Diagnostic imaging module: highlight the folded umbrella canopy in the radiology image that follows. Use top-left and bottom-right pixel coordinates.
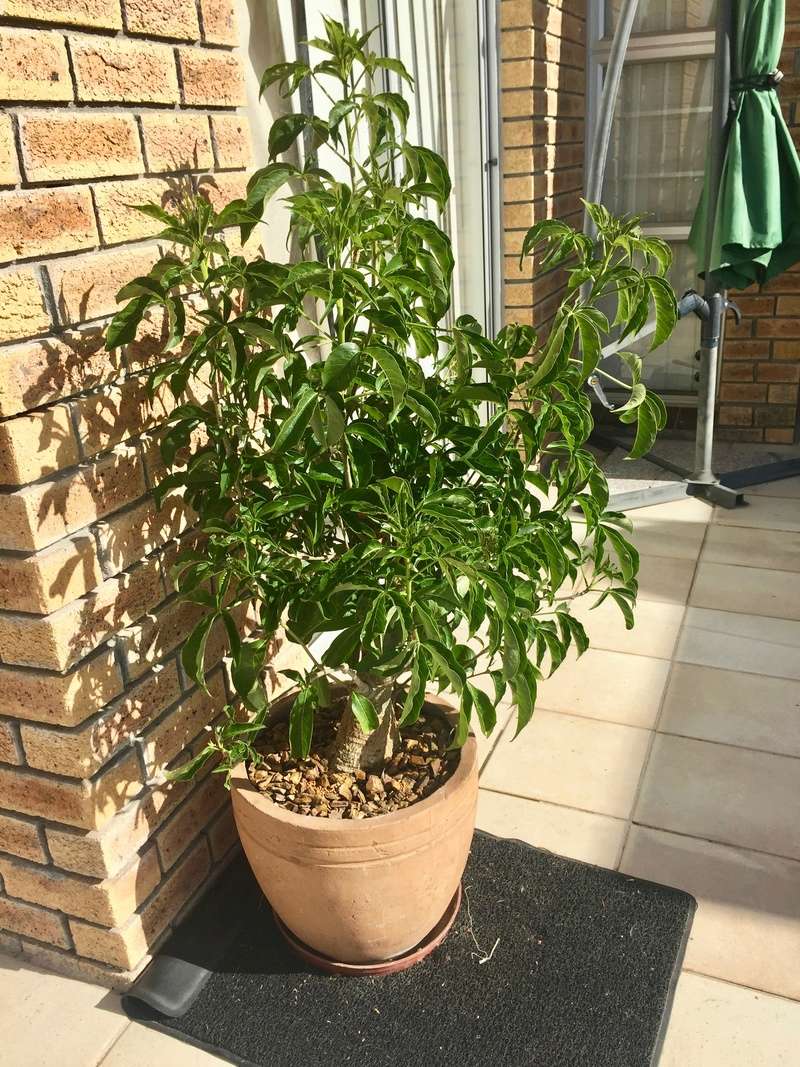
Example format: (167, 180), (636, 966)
(689, 0), (800, 288)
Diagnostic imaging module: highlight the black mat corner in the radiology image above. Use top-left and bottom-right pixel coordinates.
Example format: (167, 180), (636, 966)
(123, 831), (695, 1067)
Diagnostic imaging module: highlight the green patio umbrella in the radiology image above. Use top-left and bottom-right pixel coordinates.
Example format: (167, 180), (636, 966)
(689, 0), (800, 288)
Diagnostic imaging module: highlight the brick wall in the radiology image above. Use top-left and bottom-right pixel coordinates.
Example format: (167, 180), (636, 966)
(499, 0), (587, 329)
(717, 3), (800, 444)
(0, 0), (266, 986)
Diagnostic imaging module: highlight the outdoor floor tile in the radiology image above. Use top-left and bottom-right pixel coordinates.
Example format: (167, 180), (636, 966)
(689, 561), (800, 621)
(626, 511), (708, 561)
(701, 523), (800, 573)
(100, 1022), (226, 1065)
(476, 789), (626, 868)
(620, 827), (800, 1000)
(536, 647), (670, 729)
(473, 703), (513, 771)
(659, 663), (800, 758)
(661, 971), (800, 1066)
(634, 734), (800, 860)
(481, 709), (652, 819)
(634, 555), (696, 605)
(0, 955), (128, 1067)
(714, 495), (800, 532)
(747, 476), (800, 499)
(569, 596), (685, 659)
(675, 607), (800, 680)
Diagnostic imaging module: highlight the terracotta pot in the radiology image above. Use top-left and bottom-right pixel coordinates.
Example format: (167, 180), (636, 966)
(230, 692), (479, 964)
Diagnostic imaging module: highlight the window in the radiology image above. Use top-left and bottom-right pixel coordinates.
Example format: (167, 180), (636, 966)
(588, 2), (717, 399)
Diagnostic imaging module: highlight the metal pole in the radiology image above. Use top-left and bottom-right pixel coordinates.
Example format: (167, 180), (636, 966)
(478, 0), (503, 338)
(583, 0), (640, 223)
(691, 0), (733, 484)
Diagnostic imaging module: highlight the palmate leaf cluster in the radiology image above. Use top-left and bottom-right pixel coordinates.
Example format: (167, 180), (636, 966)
(106, 17), (677, 778)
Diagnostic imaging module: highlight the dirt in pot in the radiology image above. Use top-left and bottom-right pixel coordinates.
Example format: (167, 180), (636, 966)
(248, 700), (459, 819)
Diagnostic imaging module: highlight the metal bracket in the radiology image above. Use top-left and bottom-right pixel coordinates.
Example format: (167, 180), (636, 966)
(685, 480), (745, 509)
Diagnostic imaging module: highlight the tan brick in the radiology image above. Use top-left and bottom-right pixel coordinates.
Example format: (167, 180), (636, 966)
(768, 383), (799, 404)
(718, 383), (767, 403)
(754, 405), (796, 428)
(0, 555), (165, 671)
(0, 28), (72, 103)
(0, 894), (69, 947)
(93, 177), (173, 245)
(21, 661), (181, 777)
(117, 596), (204, 680)
(722, 339), (769, 359)
(71, 36), (179, 105)
(74, 377), (171, 457)
(0, 445), (147, 552)
(46, 775), (192, 877)
(764, 428), (796, 444)
(199, 0), (238, 45)
(141, 671), (225, 777)
(735, 294), (775, 316)
(0, 846), (160, 925)
(70, 838), (209, 967)
(776, 295), (800, 316)
(0, 405), (79, 486)
(210, 114), (252, 169)
(94, 492), (193, 577)
(721, 362), (754, 382)
(0, 533), (102, 615)
(0, 812), (47, 863)
(156, 773), (226, 868)
(0, 266), (51, 343)
(14, 939), (147, 989)
(47, 243), (160, 327)
(0, 749), (141, 828)
(207, 804), (236, 860)
(124, 0), (200, 40)
(773, 340), (800, 360)
(756, 318), (800, 338)
(757, 362), (800, 383)
(718, 405), (753, 427)
(0, 114), (18, 186)
(177, 47), (246, 107)
(0, 646), (122, 726)
(19, 112), (142, 184)
(0, 326), (121, 417)
(198, 169), (248, 212)
(0, 0), (122, 30)
(140, 112), (213, 173)
(0, 719), (21, 764)
(0, 186), (97, 264)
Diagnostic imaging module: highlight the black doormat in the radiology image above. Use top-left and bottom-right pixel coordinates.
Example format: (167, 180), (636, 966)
(123, 831), (695, 1067)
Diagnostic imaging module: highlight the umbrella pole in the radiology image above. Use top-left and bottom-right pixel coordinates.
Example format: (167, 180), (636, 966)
(688, 0), (743, 507)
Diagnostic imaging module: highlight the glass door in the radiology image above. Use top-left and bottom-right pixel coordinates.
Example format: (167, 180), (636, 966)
(588, 1), (718, 402)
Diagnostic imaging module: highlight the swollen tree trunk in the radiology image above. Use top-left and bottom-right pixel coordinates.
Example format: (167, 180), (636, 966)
(329, 673), (399, 774)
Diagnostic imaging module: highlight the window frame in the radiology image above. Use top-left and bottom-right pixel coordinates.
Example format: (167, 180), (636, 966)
(586, 4), (717, 404)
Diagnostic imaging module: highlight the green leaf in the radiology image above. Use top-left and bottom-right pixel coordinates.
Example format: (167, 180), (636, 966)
(511, 670), (536, 738)
(165, 746), (216, 782)
(181, 613), (216, 688)
(322, 342), (360, 390)
(268, 114), (308, 160)
(351, 691), (379, 733)
(367, 345), (407, 411)
(271, 384), (318, 455)
(106, 295), (153, 350)
(399, 652), (428, 726)
(288, 688), (316, 759)
(646, 275), (678, 349)
(467, 683), (497, 738)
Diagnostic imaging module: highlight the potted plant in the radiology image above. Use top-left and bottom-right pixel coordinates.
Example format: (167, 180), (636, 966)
(106, 18), (675, 970)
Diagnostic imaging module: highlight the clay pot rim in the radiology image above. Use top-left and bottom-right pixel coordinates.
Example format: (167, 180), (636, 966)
(230, 694), (478, 833)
